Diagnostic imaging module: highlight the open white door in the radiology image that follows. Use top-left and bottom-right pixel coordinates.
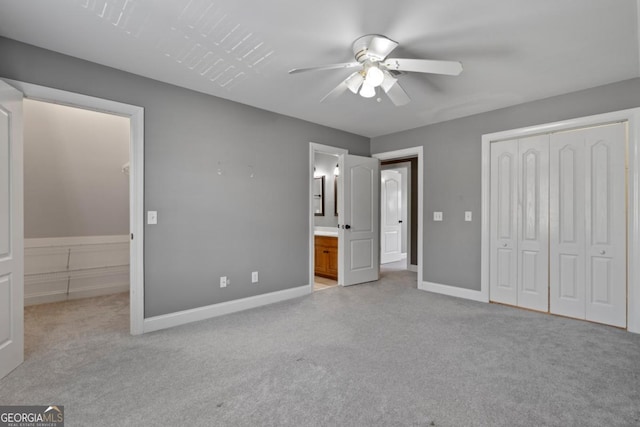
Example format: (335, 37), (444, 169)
(0, 81), (24, 379)
(381, 169), (403, 264)
(340, 154), (380, 286)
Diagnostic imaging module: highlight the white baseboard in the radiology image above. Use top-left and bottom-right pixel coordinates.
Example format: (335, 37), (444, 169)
(143, 285), (312, 333)
(407, 264), (418, 273)
(420, 281), (489, 303)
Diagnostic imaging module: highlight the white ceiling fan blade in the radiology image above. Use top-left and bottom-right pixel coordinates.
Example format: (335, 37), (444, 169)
(289, 62), (360, 74)
(320, 79), (351, 103)
(345, 72), (364, 94)
(383, 58), (463, 76)
(367, 35), (398, 60)
(381, 72), (410, 106)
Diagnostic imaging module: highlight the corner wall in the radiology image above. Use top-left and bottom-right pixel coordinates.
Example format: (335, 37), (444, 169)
(0, 37), (369, 317)
(371, 78), (640, 291)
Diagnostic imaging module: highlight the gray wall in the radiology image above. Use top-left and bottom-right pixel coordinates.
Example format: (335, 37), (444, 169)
(23, 99), (130, 238)
(0, 37), (369, 317)
(313, 152), (338, 227)
(372, 78), (640, 291)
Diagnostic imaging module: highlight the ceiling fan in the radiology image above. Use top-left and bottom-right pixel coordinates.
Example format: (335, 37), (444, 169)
(289, 34), (463, 106)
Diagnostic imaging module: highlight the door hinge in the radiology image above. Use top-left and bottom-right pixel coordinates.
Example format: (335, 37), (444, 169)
(131, 233), (134, 240)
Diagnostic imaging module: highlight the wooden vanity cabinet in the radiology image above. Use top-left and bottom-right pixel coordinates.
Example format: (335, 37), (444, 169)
(314, 235), (338, 280)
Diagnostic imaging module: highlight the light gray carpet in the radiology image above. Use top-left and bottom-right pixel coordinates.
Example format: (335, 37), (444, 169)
(2, 269), (640, 426)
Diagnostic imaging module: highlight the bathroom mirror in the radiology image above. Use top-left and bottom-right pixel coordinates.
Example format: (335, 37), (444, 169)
(313, 176), (325, 216)
(334, 177), (338, 216)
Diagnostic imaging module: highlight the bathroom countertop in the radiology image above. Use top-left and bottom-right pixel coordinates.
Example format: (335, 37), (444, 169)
(314, 227), (339, 237)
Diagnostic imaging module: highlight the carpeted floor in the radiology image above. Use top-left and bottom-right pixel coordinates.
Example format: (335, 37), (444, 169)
(2, 269), (640, 426)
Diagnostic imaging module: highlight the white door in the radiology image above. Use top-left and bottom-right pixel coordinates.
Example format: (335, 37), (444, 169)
(340, 154), (380, 286)
(0, 81), (24, 379)
(550, 123), (627, 327)
(490, 140), (518, 305)
(550, 130), (587, 319)
(517, 135), (549, 312)
(380, 169), (403, 264)
(585, 124), (626, 327)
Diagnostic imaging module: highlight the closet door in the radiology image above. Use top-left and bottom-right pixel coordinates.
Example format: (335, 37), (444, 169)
(490, 140), (518, 305)
(550, 123), (626, 327)
(550, 130), (587, 319)
(517, 135), (549, 312)
(584, 123), (626, 327)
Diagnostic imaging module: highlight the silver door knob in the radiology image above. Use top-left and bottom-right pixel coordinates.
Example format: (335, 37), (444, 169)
(600, 250), (606, 255)
(502, 243), (507, 247)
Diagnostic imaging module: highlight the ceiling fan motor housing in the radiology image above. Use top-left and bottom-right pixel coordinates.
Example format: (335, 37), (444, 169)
(352, 34), (392, 62)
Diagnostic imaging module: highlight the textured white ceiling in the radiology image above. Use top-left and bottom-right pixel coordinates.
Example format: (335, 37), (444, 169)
(0, 0), (638, 137)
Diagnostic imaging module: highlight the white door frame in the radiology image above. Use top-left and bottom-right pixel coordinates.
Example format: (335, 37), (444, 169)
(481, 107), (640, 333)
(309, 142), (347, 287)
(373, 147), (424, 285)
(3, 78), (145, 335)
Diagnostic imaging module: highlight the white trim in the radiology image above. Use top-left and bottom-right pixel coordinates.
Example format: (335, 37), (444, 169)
(309, 143), (348, 287)
(421, 281), (489, 303)
(373, 146), (424, 284)
(143, 285), (311, 333)
(1, 78), (146, 335)
(481, 107), (640, 333)
(407, 264), (418, 273)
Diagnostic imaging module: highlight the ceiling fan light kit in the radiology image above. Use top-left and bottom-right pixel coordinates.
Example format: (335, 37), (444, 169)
(289, 34), (463, 106)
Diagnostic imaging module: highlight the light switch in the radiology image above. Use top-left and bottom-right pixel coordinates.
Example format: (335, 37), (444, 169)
(147, 211), (157, 225)
(433, 211), (443, 221)
(465, 211), (472, 222)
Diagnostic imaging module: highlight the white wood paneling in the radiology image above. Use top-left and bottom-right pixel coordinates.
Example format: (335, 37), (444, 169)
(517, 135), (549, 312)
(24, 235), (129, 305)
(550, 123), (627, 327)
(0, 81), (24, 380)
(342, 154), (380, 286)
(490, 136), (549, 311)
(584, 124), (627, 327)
(490, 140), (518, 305)
(381, 169), (403, 264)
(550, 136), (586, 319)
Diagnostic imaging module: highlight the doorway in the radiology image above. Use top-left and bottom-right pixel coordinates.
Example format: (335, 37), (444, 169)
(373, 147), (424, 286)
(22, 99), (131, 329)
(310, 143), (346, 291)
(5, 78), (145, 335)
(309, 142), (381, 290)
(313, 151), (340, 291)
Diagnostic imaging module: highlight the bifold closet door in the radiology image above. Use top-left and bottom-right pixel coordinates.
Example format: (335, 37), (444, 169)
(490, 140), (518, 306)
(490, 136), (549, 311)
(516, 136), (549, 312)
(550, 123), (626, 327)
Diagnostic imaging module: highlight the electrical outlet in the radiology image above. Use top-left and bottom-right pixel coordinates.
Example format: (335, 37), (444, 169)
(251, 271), (259, 283)
(220, 276), (227, 288)
(465, 211), (472, 222)
(433, 211), (443, 221)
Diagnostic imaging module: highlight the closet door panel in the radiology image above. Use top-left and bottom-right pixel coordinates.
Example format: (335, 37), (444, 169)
(550, 133), (586, 319)
(517, 135), (549, 312)
(584, 123), (626, 327)
(490, 140), (518, 305)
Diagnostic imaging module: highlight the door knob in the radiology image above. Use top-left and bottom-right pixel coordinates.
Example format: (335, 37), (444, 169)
(344, 224), (351, 230)
(398, 220), (403, 223)
(502, 243), (507, 247)
(600, 250), (606, 255)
